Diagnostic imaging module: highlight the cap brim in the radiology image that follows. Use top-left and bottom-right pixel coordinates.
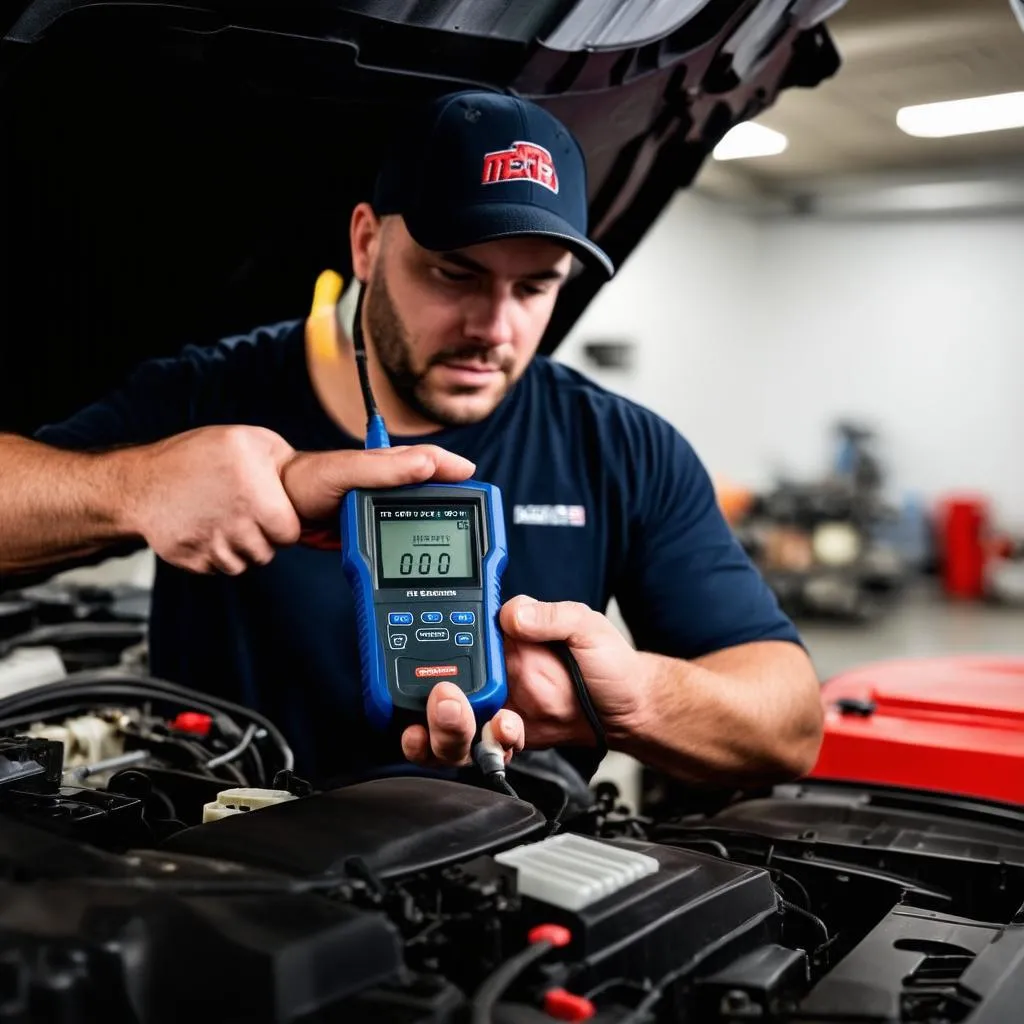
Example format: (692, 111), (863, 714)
(404, 202), (615, 279)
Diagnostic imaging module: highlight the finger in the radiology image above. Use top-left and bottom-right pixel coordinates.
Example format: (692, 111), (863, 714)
(282, 447), (476, 522)
(425, 682), (474, 766)
(401, 724), (432, 765)
(500, 595), (599, 645)
(491, 709), (525, 763)
(338, 446), (476, 488)
(261, 498), (302, 547)
(210, 535), (247, 576)
(231, 524), (276, 567)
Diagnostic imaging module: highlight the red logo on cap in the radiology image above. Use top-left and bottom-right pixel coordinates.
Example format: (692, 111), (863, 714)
(481, 141), (559, 194)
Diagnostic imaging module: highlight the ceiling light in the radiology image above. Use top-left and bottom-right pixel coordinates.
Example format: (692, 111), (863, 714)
(897, 92), (1024, 138)
(712, 122), (788, 160)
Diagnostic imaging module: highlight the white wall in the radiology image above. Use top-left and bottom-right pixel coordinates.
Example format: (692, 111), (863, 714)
(559, 192), (1024, 527)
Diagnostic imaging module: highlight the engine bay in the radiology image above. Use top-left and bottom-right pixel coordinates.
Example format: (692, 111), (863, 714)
(2, 582), (1024, 1024)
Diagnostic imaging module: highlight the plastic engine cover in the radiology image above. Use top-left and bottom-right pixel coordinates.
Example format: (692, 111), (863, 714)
(499, 837), (780, 993)
(161, 776), (547, 879)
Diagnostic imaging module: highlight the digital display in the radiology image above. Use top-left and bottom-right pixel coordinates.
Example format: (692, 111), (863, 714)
(375, 504), (479, 586)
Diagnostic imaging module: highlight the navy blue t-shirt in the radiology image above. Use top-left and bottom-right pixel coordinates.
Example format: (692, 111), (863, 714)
(36, 318), (800, 783)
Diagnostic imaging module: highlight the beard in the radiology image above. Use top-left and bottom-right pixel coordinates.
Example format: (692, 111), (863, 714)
(363, 265), (517, 428)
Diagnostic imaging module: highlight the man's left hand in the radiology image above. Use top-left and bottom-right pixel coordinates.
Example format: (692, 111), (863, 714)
(400, 595), (642, 769)
(499, 595), (643, 749)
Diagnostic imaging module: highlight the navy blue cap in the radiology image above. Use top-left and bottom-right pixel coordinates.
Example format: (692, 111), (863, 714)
(372, 91), (614, 278)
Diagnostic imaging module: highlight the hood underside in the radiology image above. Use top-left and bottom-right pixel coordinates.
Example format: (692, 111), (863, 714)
(0, 0), (842, 435)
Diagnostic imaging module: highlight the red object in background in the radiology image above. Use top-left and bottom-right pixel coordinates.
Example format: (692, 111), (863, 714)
(170, 711), (213, 737)
(809, 656), (1024, 806)
(938, 494), (990, 599)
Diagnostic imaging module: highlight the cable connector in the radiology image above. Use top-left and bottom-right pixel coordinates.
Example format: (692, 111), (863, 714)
(473, 721), (519, 799)
(473, 720), (505, 776)
(365, 413), (391, 451)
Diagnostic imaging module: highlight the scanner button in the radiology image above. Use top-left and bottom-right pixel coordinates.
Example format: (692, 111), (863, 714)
(389, 612), (413, 626)
(414, 663), (460, 679)
(396, 656), (472, 697)
(389, 634), (408, 650)
(420, 612), (443, 624)
(416, 628), (450, 642)
(451, 612), (476, 626)
(454, 632), (474, 647)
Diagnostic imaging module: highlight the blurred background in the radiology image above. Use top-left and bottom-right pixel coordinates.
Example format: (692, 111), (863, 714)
(558, 0), (1024, 695)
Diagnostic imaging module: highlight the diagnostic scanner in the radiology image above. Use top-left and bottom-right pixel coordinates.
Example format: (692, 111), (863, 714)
(337, 279), (509, 729)
(342, 483), (508, 729)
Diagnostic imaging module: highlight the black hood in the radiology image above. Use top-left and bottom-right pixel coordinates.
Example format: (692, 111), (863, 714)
(0, 0), (842, 435)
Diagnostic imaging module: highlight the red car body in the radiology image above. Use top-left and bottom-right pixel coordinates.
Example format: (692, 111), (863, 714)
(810, 655), (1024, 806)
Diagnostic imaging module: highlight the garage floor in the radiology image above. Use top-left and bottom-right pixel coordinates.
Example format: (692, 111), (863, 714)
(797, 581), (1024, 681)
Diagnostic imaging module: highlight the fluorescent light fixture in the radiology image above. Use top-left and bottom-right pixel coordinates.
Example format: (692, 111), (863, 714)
(713, 122), (788, 160)
(897, 92), (1024, 138)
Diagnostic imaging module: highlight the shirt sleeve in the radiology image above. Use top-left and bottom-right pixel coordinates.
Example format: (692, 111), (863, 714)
(612, 408), (803, 659)
(33, 320), (301, 451)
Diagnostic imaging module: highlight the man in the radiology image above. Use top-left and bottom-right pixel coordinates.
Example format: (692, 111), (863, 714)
(0, 91), (822, 787)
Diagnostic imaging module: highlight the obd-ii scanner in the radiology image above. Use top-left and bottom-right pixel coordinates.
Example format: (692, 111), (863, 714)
(338, 284), (509, 736)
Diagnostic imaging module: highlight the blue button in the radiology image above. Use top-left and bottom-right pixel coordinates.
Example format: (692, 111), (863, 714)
(389, 612), (413, 626)
(455, 632), (474, 647)
(421, 612), (443, 624)
(451, 612), (476, 626)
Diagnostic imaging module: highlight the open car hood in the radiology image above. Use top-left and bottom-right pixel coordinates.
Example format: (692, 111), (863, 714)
(0, 0), (843, 435)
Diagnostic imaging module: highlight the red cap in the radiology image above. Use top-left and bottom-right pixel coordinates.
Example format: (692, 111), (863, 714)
(528, 924), (572, 948)
(543, 988), (596, 1022)
(171, 711), (212, 737)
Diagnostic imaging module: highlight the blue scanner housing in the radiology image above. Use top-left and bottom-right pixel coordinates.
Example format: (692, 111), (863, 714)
(341, 481), (508, 730)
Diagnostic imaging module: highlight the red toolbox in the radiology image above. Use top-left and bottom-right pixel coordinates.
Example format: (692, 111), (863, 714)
(809, 656), (1024, 806)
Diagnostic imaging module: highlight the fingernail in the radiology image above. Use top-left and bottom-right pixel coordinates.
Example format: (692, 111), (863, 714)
(517, 604), (537, 626)
(436, 698), (462, 727)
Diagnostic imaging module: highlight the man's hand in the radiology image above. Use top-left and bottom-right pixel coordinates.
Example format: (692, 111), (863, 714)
(400, 682), (525, 769)
(400, 596), (635, 771)
(123, 425), (475, 575)
(499, 595), (642, 748)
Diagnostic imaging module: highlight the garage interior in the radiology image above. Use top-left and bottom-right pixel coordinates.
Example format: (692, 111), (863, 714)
(1, 2), (1024, 1020)
(558, 0), (1024, 677)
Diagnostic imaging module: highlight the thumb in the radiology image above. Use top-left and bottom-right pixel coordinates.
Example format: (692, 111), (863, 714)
(282, 445), (476, 521)
(500, 595), (596, 644)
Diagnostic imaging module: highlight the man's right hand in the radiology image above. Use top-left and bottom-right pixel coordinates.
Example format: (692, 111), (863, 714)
(124, 425), (475, 575)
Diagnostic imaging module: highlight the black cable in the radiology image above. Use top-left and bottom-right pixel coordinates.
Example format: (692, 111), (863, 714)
(616, 964), (690, 1024)
(341, 283), (380, 424)
(0, 670), (294, 777)
(492, 774), (518, 799)
(779, 897), (830, 949)
(549, 641), (606, 759)
(471, 940), (556, 1024)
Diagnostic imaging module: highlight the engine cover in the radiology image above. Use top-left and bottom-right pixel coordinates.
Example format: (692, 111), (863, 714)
(161, 777), (548, 879)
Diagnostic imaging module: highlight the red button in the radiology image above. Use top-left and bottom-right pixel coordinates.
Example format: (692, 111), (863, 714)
(528, 924), (572, 948)
(170, 711), (212, 737)
(415, 664), (460, 679)
(543, 989), (595, 1022)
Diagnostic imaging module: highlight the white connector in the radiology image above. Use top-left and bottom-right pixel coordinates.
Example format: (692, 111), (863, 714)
(473, 720), (506, 776)
(202, 787), (297, 823)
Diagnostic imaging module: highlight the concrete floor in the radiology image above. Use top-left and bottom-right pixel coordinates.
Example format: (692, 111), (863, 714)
(797, 581), (1024, 681)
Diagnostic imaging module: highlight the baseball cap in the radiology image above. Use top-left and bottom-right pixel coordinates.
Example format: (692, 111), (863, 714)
(372, 90), (614, 278)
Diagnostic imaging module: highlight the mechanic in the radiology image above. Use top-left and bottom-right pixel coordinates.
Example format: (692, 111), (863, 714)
(0, 91), (823, 789)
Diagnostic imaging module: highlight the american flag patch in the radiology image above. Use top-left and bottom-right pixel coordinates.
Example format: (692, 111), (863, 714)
(513, 504), (586, 527)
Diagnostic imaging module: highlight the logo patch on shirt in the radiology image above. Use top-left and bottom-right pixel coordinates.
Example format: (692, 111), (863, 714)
(481, 141), (559, 194)
(513, 504), (586, 528)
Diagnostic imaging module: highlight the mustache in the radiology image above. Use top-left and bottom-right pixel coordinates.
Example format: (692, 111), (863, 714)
(429, 346), (513, 371)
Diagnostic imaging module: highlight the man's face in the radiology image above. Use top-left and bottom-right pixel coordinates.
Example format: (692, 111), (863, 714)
(363, 216), (573, 427)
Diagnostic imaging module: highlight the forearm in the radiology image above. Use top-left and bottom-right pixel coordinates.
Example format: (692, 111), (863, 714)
(0, 433), (140, 574)
(614, 641), (823, 787)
